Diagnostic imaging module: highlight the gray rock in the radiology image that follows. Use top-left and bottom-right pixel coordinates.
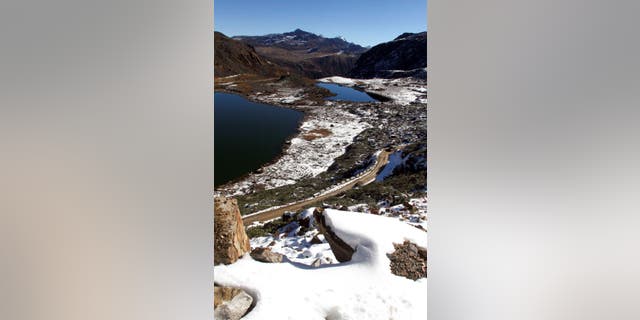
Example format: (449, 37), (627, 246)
(214, 286), (243, 309)
(213, 290), (253, 320)
(298, 216), (311, 228)
(250, 247), (284, 263)
(309, 235), (323, 245)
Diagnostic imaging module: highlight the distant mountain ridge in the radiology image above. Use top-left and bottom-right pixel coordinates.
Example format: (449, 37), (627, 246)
(234, 29), (367, 54)
(350, 32), (427, 79)
(215, 29), (427, 80)
(232, 29), (366, 78)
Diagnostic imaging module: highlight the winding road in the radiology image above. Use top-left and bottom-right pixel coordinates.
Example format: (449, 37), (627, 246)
(242, 150), (392, 225)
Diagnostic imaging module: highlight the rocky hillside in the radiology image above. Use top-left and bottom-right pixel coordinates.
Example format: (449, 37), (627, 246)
(349, 32), (427, 79)
(233, 29), (366, 78)
(214, 31), (287, 77)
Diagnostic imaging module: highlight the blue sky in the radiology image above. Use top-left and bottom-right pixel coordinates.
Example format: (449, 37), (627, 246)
(214, 0), (427, 47)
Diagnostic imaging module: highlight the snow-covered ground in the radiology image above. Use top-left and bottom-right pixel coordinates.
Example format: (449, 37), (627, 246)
(319, 76), (358, 86)
(318, 76), (428, 105)
(249, 208), (338, 266)
(216, 106), (370, 196)
(218, 74), (241, 79)
(375, 150), (410, 182)
(348, 196), (428, 230)
(247, 196), (428, 269)
(215, 209), (427, 320)
(253, 87), (304, 105)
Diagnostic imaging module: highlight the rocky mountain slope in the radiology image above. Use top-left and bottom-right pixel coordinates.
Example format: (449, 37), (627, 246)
(233, 29), (366, 78)
(214, 31), (287, 77)
(349, 32), (427, 79)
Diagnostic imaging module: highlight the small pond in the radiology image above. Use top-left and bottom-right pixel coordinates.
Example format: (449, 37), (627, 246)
(316, 82), (379, 102)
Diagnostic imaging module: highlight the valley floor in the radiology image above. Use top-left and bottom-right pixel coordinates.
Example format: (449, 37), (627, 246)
(214, 75), (427, 201)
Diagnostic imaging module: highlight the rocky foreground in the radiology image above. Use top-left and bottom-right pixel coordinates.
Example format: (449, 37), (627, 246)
(214, 196), (428, 320)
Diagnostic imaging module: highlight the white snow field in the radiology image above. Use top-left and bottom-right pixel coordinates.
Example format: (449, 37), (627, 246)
(214, 209), (427, 320)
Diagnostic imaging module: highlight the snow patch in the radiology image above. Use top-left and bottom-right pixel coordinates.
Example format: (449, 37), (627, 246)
(318, 76), (356, 86)
(319, 76), (427, 106)
(375, 151), (409, 182)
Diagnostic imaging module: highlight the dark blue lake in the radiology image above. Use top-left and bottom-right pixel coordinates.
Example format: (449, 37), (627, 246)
(316, 82), (379, 102)
(214, 92), (304, 187)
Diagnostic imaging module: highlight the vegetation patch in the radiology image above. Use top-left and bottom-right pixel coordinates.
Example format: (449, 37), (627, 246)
(302, 128), (332, 141)
(234, 133), (426, 215)
(245, 217), (289, 238)
(320, 171), (426, 209)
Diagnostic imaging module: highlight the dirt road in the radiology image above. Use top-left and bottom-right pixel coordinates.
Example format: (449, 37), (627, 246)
(242, 150), (391, 225)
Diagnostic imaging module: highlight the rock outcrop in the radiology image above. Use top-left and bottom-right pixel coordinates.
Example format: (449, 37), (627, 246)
(349, 32), (427, 79)
(313, 208), (355, 262)
(250, 247), (284, 263)
(213, 286), (253, 320)
(214, 286), (244, 309)
(214, 197), (251, 265)
(386, 240), (428, 280)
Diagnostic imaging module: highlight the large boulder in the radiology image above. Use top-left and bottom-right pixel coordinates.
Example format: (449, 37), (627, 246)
(213, 286), (253, 320)
(214, 197), (251, 265)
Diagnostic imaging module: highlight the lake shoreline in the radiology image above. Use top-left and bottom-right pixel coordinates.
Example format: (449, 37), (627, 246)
(213, 87), (317, 190)
(214, 79), (374, 192)
(214, 91), (308, 189)
(214, 87), (372, 196)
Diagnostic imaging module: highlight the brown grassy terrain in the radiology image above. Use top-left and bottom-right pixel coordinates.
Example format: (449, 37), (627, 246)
(255, 46), (360, 78)
(214, 31), (337, 101)
(215, 73), (333, 105)
(302, 128), (332, 141)
(214, 32), (287, 78)
(214, 74), (280, 95)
